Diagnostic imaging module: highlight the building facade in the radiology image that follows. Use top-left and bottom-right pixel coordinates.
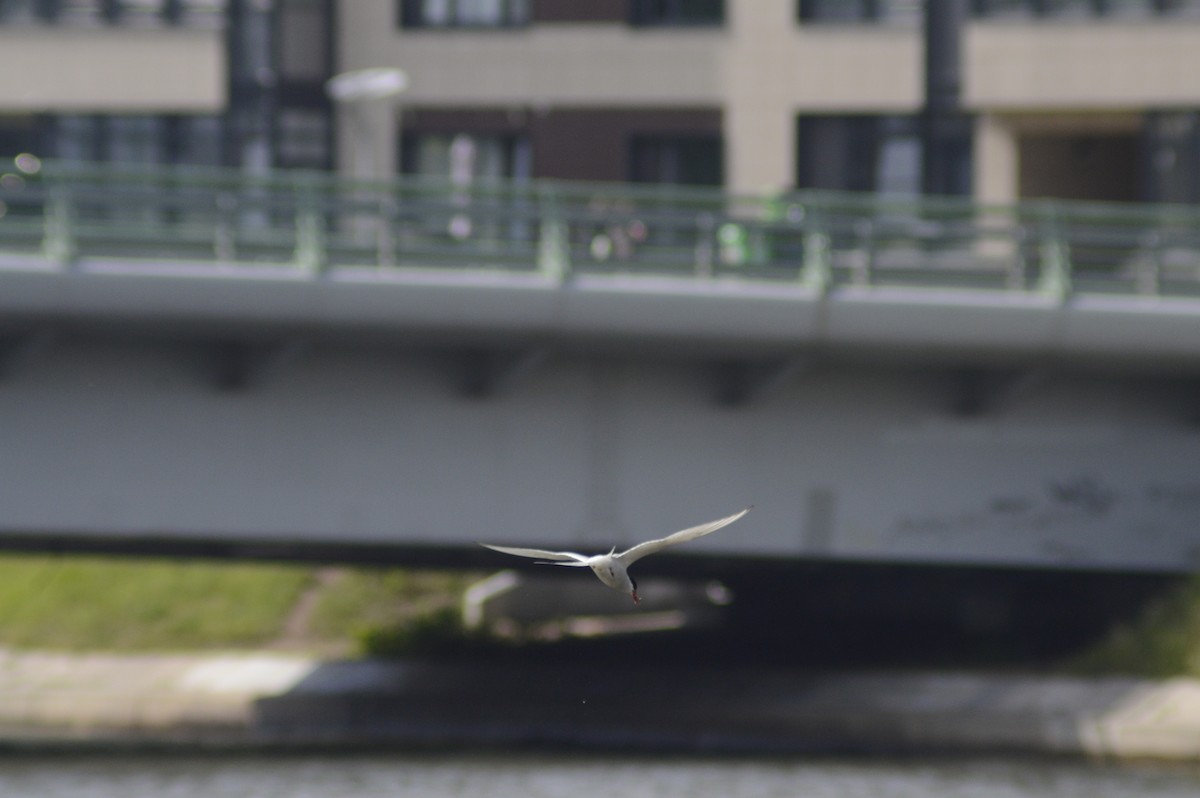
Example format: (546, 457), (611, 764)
(0, 0), (333, 172)
(3, 0), (1200, 208)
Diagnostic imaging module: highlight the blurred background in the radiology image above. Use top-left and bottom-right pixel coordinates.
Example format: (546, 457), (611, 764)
(3, 1), (1200, 796)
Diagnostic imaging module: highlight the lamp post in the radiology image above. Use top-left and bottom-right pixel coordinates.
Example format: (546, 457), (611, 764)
(325, 67), (409, 180)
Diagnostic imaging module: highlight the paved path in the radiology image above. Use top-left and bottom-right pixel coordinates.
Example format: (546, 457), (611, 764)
(2, 649), (1200, 759)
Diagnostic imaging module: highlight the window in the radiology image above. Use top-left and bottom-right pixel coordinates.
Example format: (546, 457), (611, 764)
(797, 115), (922, 195)
(105, 116), (164, 164)
(402, 132), (531, 182)
(801, 0), (873, 20)
(55, 0), (105, 24)
(45, 115), (166, 164)
(0, 0), (41, 22)
(170, 115), (225, 166)
(924, 115), (974, 197)
(630, 135), (723, 186)
(48, 114), (219, 166)
(233, 0), (273, 86)
(1159, 0), (1200, 14)
(116, 0), (168, 25)
(630, 0), (723, 25)
(971, 0), (1030, 14)
(0, 0), (229, 25)
(277, 108), (329, 170)
(1034, 0), (1093, 15)
(972, 0), (1196, 17)
(1098, 0), (1156, 15)
(51, 116), (102, 163)
(799, 0), (922, 23)
(1143, 112), (1200, 204)
(798, 117), (880, 193)
(399, 0), (529, 28)
(0, 115), (39, 157)
(227, 105), (272, 173)
(279, 0), (329, 81)
(172, 0), (228, 26)
(875, 119), (922, 196)
(798, 114), (973, 196)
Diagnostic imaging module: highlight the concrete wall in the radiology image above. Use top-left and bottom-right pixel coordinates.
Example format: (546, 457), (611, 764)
(965, 21), (1200, 110)
(973, 114), (1019, 206)
(0, 28), (225, 112)
(2, 338), (1199, 573)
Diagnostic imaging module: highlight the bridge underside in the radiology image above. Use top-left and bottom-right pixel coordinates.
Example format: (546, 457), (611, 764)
(1, 333), (1198, 573)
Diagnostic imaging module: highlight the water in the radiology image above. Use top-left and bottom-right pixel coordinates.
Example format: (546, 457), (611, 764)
(2, 754), (1199, 798)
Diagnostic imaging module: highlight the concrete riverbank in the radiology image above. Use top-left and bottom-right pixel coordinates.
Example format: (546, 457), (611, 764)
(2, 648), (1200, 760)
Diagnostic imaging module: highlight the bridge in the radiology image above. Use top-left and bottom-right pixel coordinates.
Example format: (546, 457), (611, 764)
(2, 159), (1199, 585)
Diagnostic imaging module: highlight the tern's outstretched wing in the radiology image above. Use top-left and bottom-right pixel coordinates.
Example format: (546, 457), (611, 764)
(479, 543), (592, 566)
(615, 506), (752, 567)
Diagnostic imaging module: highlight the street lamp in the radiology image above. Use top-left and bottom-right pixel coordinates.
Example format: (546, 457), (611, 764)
(325, 67), (409, 180)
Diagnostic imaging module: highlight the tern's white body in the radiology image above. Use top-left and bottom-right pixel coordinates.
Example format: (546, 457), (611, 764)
(480, 507), (752, 604)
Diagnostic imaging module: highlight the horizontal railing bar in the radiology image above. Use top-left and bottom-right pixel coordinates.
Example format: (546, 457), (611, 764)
(2, 159), (1200, 300)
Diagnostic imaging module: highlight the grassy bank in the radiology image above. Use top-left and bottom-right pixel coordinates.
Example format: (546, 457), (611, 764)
(2, 553), (1199, 677)
(1069, 574), (1200, 678)
(0, 553), (478, 654)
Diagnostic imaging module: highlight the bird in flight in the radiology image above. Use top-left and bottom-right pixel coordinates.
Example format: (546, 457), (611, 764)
(479, 506), (752, 605)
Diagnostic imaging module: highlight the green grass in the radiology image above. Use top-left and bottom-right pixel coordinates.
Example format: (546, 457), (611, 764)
(6, 551), (1200, 676)
(1067, 575), (1200, 678)
(308, 568), (482, 651)
(0, 554), (483, 655)
(0, 554), (313, 651)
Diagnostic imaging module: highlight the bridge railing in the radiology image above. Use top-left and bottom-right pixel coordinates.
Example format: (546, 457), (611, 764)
(2, 158), (1200, 298)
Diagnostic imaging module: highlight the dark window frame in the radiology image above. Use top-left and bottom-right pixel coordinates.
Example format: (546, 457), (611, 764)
(796, 114), (920, 194)
(398, 0), (530, 29)
(0, 0), (228, 27)
(798, 0), (923, 24)
(629, 0), (725, 27)
(629, 133), (724, 187)
(797, 112), (972, 196)
(970, 0), (1200, 17)
(1141, 110), (1200, 204)
(399, 130), (532, 182)
(0, 114), (45, 159)
(797, 115), (873, 192)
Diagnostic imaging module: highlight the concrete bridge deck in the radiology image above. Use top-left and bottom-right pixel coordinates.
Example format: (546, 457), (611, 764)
(2, 162), (1200, 574)
(2, 161), (1200, 368)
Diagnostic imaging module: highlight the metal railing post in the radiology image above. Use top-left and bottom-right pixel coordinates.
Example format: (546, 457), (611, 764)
(537, 187), (569, 280)
(376, 194), (397, 268)
(214, 191), (237, 262)
(42, 184), (75, 265)
(852, 218), (875, 287)
(293, 176), (326, 274)
(1036, 209), (1071, 301)
(694, 211), (715, 276)
(295, 207), (326, 274)
(801, 227), (832, 292)
(1136, 229), (1162, 296)
(1006, 224), (1028, 290)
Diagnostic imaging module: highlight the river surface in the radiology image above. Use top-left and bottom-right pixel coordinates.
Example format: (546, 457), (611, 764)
(2, 753), (1199, 798)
